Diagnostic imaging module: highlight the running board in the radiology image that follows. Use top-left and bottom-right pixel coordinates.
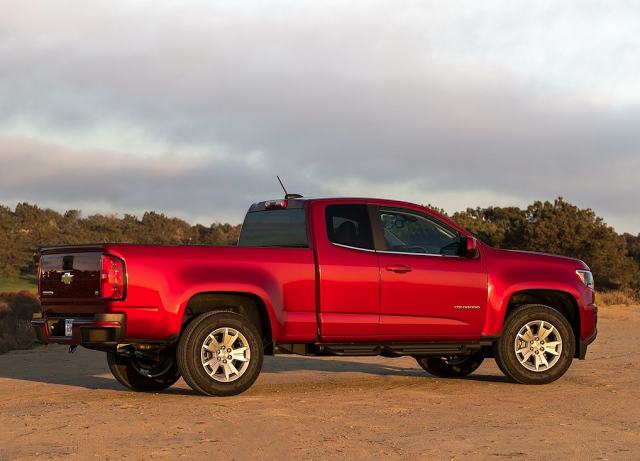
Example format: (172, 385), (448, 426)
(276, 342), (482, 357)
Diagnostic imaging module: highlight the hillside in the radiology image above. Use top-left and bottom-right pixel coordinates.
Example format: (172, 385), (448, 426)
(1, 198), (639, 290)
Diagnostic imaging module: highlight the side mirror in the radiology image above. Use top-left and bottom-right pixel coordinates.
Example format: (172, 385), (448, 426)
(464, 237), (479, 258)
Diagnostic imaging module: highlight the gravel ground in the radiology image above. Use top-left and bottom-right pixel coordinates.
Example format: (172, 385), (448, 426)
(0, 305), (637, 461)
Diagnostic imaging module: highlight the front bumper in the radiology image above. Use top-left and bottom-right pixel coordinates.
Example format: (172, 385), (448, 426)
(577, 328), (598, 360)
(576, 291), (598, 359)
(31, 313), (126, 352)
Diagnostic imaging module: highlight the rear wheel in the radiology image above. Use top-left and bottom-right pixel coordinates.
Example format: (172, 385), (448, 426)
(107, 348), (181, 392)
(415, 351), (485, 378)
(177, 311), (264, 397)
(494, 304), (575, 384)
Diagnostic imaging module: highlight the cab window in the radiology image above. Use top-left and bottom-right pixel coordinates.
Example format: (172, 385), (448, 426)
(325, 204), (374, 250)
(238, 209), (307, 247)
(379, 207), (462, 256)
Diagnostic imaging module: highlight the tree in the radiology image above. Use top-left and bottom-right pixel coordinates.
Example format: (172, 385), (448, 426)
(521, 198), (635, 289)
(451, 198), (639, 290)
(1, 199), (638, 289)
(452, 206), (526, 249)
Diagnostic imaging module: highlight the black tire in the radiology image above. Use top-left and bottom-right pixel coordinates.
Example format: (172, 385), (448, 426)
(415, 351), (485, 378)
(494, 304), (575, 384)
(107, 348), (181, 392)
(177, 311), (264, 397)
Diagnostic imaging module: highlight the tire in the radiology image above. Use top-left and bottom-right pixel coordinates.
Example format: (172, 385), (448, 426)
(415, 351), (485, 378)
(107, 347), (181, 392)
(494, 304), (575, 384)
(177, 311), (264, 397)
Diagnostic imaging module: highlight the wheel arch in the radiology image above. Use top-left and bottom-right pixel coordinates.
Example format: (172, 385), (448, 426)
(505, 290), (581, 358)
(182, 292), (274, 352)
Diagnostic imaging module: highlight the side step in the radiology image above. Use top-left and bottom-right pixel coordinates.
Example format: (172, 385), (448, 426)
(276, 342), (482, 357)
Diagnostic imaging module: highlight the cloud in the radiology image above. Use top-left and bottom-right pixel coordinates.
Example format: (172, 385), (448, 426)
(1, 1), (639, 233)
(0, 137), (276, 224)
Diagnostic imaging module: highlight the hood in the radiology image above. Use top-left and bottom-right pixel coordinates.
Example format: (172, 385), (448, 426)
(482, 245), (591, 271)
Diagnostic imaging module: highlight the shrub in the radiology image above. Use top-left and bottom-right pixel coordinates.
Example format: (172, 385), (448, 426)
(597, 288), (640, 307)
(0, 290), (41, 354)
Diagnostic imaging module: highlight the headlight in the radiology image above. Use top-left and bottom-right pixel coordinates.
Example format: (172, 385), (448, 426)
(576, 270), (594, 289)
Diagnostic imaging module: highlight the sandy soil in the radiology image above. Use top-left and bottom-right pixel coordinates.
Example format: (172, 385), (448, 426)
(1, 306), (638, 461)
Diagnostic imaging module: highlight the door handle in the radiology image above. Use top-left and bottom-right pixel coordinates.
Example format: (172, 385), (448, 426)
(386, 265), (413, 273)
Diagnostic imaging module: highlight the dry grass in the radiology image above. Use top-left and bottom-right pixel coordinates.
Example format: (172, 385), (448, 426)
(0, 276), (37, 294)
(597, 288), (640, 307)
(0, 290), (41, 354)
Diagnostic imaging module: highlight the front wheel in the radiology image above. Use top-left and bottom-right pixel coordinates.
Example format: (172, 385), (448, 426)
(177, 311), (264, 397)
(107, 348), (181, 392)
(415, 351), (485, 378)
(494, 304), (575, 384)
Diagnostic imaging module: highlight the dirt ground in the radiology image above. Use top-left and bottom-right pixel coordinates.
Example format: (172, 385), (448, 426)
(1, 306), (638, 461)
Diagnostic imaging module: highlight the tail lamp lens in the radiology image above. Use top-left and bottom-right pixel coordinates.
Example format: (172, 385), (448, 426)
(265, 199), (288, 210)
(37, 257), (42, 299)
(102, 255), (125, 300)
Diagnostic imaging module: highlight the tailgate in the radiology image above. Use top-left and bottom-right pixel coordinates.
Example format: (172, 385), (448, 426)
(40, 246), (104, 316)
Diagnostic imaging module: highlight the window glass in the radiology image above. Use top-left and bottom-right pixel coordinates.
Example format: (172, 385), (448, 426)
(380, 208), (462, 256)
(238, 209), (307, 247)
(325, 205), (374, 250)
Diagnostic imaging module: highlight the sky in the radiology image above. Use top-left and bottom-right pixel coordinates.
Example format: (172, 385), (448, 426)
(1, 0), (639, 234)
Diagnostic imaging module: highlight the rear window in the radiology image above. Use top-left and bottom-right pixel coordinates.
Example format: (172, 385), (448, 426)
(238, 209), (308, 247)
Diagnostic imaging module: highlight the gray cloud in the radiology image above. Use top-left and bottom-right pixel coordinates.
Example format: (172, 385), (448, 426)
(1, 1), (639, 232)
(0, 137), (279, 224)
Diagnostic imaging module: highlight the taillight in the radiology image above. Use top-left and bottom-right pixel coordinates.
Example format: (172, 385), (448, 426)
(265, 199), (288, 210)
(102, 255), (126, 300)
(37, 257), (42, 300)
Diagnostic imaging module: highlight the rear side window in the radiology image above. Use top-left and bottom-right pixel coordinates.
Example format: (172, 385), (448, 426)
(325, 204), (374, 250)
(238, 209), (307, 247)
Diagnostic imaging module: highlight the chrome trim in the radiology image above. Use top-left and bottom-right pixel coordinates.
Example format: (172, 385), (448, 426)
(377, 250), (463, 258)
(330, 242), (377, 253)
(330, 242), (466, 258)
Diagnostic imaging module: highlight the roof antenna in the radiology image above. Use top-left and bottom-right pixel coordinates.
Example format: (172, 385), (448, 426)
(277, 176), (303, 199)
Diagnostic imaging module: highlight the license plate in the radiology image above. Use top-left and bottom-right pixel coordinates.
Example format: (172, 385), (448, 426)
(65, 319), (73, 337)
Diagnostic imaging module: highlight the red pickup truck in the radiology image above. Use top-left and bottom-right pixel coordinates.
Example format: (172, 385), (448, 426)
(32, 196), (597, 396)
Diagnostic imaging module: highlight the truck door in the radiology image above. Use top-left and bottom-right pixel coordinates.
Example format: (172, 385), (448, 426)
(375, 206), (487, 339)
(313, 202), (381, 337)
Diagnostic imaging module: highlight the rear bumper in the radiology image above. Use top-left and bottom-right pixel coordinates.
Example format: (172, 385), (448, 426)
(31, 313), (126, 352)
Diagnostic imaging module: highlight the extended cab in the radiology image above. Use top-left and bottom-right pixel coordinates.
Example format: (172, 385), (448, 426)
(32, 197), (598, 396)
